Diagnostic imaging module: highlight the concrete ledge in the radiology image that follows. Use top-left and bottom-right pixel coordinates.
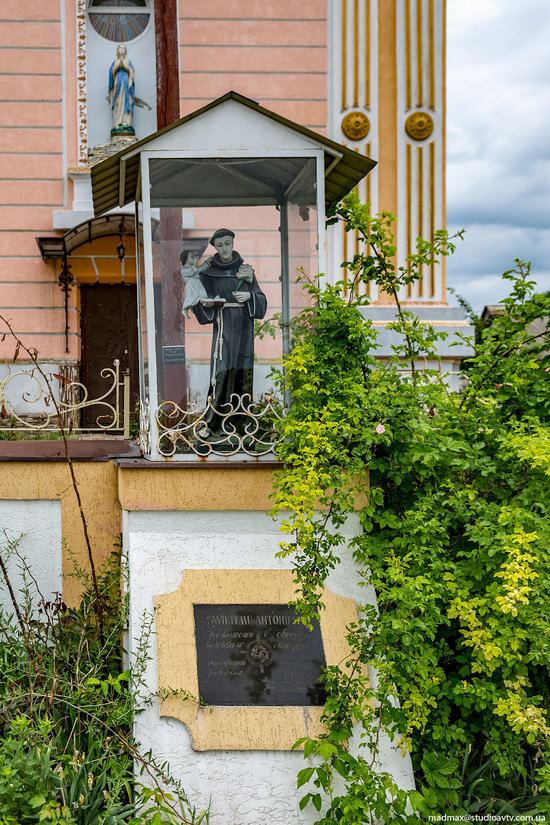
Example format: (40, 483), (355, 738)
(0, 439), (140, 461)
(117, 456), (283, 469)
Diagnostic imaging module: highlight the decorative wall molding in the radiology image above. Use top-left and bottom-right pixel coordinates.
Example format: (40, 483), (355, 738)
(328, 0), (378, 297)
(77, 0), (88, 166)
(329, 1), (446, 304)
(397, 0), (445, 302)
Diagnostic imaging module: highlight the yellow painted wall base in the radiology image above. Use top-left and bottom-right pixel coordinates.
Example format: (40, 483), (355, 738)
(118, 466), (277, 511)
(0, 461), (366, 616)
(0, 462), (280, 605)
(0, 462), (120, 607)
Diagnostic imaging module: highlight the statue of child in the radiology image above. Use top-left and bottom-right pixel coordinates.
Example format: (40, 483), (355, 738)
(180, 250), (211, 318)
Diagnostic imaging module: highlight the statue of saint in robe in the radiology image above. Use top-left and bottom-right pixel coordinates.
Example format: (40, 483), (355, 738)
(192, 229), (267, 435)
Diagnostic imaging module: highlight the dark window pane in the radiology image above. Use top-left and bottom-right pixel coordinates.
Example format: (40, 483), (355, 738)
(90, 0), (147, 7)
(89, 12), (149, 41)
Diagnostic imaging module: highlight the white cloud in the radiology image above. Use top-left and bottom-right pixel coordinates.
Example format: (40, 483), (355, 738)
(450, 0), (503, 26)
(447, 223), (550, 308)
(446, 0), (550, 309)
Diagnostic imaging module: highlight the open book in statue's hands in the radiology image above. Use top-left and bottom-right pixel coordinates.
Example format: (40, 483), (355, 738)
(199, 295), (226, 308)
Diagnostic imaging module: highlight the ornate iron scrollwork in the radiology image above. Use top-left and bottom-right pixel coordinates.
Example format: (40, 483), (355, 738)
(0, 360), (128, 434)
(156, 393), (284, 458)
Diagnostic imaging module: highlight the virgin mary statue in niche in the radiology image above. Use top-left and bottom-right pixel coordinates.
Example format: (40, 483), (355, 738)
(108, 44), (135, 136)
(192, 229), (267, 435)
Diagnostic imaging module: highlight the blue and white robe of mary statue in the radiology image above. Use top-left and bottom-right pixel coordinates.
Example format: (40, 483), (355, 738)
(108, 49), (135, 134)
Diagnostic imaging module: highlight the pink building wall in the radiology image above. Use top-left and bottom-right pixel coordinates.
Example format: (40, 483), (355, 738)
(0, 1), (328, 368)
(179, 0), (327, 130)
(0, 2), (70, 361)
(176, 1), (327, 372)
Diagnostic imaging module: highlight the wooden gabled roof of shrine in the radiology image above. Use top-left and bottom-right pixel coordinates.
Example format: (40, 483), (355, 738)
(90, 91), (376, 216)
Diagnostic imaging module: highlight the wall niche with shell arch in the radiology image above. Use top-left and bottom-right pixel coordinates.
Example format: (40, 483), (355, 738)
(85, 0), (158, 150)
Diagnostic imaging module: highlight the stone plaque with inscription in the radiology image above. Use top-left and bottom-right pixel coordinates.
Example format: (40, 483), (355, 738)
(194, 604), (327, 706)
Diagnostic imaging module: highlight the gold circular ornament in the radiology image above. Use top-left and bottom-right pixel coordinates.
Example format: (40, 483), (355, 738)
(405, 111), (434, 141)
(341, 111), (370, 141)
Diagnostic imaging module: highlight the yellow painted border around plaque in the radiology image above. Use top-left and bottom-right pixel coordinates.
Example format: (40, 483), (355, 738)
(156, 569), (360, 751)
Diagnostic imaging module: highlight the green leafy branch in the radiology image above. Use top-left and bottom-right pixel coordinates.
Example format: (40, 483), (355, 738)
(273, 196), (550, 821)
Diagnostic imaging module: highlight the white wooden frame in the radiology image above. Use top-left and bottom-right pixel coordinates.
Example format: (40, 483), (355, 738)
(139, 149), (326, 461)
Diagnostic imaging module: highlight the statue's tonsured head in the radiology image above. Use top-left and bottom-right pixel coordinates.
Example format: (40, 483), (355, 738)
(209, 228), (235, 246)
(210, 228), (235, 262)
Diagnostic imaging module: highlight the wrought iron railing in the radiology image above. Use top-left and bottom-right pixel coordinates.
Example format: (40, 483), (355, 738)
(155, 393), (284, 458)
(0, 360), (130, 437)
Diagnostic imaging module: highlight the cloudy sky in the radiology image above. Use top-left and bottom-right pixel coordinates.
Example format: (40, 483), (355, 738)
(446, 0), (550, 309)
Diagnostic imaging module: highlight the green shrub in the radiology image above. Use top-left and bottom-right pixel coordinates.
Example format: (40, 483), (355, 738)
(0, 545), (207, 824)
(274, 195), (550, 821)
(0, 717), (76, 824)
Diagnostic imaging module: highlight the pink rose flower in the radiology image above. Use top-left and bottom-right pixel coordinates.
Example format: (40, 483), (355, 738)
(375, 423), (386, 435)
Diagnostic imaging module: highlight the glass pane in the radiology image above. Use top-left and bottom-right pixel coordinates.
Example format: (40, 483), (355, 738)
(147, 156), (318, 456)
(283, 159), (318, 358)
(135, 207), (149, 449)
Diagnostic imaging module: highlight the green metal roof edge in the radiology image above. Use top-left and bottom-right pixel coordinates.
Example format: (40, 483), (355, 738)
(91, 91), (376, 215)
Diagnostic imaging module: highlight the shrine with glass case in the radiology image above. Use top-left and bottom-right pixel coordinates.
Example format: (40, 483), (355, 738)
(91, 92), (374, 461)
